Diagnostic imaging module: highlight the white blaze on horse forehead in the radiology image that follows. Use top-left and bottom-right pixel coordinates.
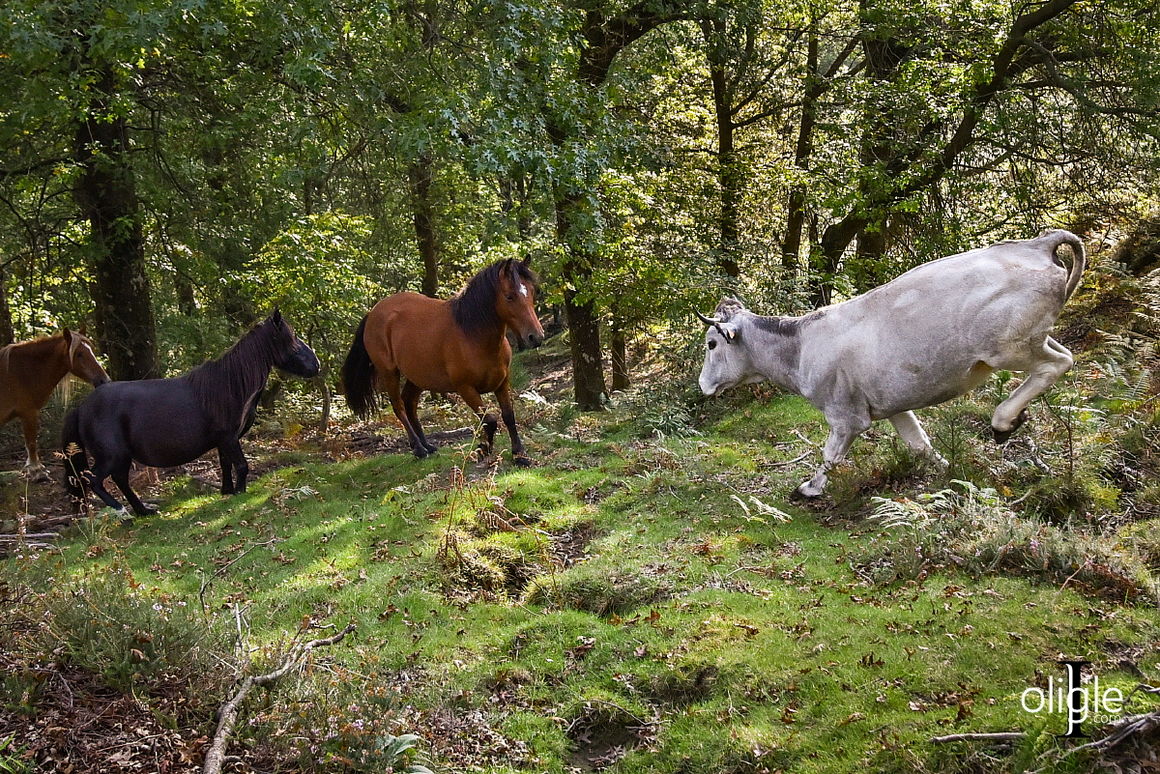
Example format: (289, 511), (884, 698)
(517, 282), (528, 298)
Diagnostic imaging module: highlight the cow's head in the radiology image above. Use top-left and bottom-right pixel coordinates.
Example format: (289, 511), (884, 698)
(696, 297), (758, 396)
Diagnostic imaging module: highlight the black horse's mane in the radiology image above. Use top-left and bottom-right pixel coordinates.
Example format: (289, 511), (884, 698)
(185, 317), (293, 431)
(450, 259), (539, 337)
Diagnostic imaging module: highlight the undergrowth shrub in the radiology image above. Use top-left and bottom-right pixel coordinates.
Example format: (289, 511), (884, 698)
(1, 557), (235, 697)
(854, 481), (1158, 602)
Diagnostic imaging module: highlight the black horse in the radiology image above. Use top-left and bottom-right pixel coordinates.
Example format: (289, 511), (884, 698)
(63, 310), (320, 515)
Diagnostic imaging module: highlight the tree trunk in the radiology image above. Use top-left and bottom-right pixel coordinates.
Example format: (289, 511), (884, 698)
(555, 191), (607, 409)
(73, 68), (157, 381)
(0, 266), (13, 346)
(610, 307), (629, 391)
(702, 18), (741, 279)
(409, 153), (439, 297)
(782, 29), (819, 273)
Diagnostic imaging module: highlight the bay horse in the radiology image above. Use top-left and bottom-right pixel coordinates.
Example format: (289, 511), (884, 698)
(0, 329), (109, 475)
(62, 310), (320, 515)
(342, 258), (544, 465)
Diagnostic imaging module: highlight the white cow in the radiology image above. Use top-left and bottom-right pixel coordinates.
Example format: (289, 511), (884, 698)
(697, 230), (1086, 497)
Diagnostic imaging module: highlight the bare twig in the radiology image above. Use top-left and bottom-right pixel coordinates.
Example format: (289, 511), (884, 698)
(931, 732), (1027, 743)
(202, 623), (356, 774)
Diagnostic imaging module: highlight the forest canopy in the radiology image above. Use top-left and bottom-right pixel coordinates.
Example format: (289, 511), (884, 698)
(2, 0), (1158, 406)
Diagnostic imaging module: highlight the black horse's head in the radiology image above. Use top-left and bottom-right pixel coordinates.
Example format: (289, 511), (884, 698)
(268, 309), (321, 378)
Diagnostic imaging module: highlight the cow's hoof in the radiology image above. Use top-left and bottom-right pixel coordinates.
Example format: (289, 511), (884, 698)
(992, 410), (1028, 445)
(513, 455), (534, 468)
(794, 482), (824, 499)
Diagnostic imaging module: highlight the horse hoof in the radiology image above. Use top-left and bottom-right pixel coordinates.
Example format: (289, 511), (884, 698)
(992, 410), (1028, 445)
(423, 443), (439, 455)
(513, 455), (533, 468)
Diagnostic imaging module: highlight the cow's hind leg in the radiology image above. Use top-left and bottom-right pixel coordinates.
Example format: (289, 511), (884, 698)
(991, 337), (1074, 444)
(797, 412), (871, 498)
(402, 381), (437, 455)
(888, 411), (948, 468)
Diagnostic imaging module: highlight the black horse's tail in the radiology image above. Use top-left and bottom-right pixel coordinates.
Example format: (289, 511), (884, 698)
(341, 315), (378, 419)
(62, 408), (89, 503)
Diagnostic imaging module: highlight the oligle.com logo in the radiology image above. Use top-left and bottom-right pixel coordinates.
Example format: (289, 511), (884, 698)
(1021, 661), (1126, 737)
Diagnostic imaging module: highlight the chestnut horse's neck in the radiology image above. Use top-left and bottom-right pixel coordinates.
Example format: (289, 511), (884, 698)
(0, 335), (71, 406)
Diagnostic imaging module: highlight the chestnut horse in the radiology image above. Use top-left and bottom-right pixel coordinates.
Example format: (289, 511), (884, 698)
(1, 329), (109, 474)
(342, 258), (544, 465)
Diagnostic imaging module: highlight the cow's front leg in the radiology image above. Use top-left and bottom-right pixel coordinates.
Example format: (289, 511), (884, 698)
(797, 413), (870, 498)
(888, 411), (948, 468)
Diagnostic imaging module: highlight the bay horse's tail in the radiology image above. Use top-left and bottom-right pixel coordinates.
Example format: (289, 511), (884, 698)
(341, 315), (378, 419)
(61, 408), (89, 503)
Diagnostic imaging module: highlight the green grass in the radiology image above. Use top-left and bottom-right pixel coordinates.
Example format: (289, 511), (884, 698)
(5, 373), (1160, 774)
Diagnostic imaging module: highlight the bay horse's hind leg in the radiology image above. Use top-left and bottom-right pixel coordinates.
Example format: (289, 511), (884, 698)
(457, 386), (498, 459)
(496, 381), (531, 466)
(383, 370), (428, 458)
(402, 381), (437, 455)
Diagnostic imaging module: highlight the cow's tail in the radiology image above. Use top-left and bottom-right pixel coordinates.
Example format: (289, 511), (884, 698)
(1047, 229), (1086, 301)
(61, 408), (89, 504)
(341, 314), (378, 419)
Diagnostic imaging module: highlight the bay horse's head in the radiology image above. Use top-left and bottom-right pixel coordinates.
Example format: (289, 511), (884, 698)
(267, 310), (321, 378)
(63, 329), (110, 387)
(496, 258), (545, 349)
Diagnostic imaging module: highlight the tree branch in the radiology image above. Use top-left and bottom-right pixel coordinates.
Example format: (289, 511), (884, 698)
(202, 623), (357, 774)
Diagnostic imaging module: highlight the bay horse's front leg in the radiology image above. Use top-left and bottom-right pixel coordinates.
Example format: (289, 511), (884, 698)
(495, 381), (531, 467)
(457, 386), (498, 459)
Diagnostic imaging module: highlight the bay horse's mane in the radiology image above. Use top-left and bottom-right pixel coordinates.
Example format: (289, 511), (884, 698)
(185, 317), (295, 430)
(449, 260), (539, 337)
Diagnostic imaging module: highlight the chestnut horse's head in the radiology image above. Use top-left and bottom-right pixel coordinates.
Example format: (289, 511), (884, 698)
(496, 258), (544, 348)
(63, 329), (110, 387)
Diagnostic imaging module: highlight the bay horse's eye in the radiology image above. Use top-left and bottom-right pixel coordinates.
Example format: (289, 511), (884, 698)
(506, 294), (516, 302)
(708, 340), (718, 350)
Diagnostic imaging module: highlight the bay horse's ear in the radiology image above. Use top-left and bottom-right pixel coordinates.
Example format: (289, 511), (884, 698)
(521, 256), (532, 268)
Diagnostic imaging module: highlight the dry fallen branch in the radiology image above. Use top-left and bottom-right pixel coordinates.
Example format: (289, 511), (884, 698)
(1066, 710), (1160, 756)
(931, 731), (1027, 744)
(202, 623), (356, 774)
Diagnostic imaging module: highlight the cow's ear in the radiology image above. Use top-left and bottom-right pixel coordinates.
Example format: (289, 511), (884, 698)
(723, 324), (739, 343)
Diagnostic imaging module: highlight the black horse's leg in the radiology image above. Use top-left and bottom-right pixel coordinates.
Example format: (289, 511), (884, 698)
(109, 462), (157, 516)
(218, 447), (235, 494)
(85, 464), (127, 511)
(402, 381), (437, 455)
(457, 386), (497, 458)
(496, 380), (531, 466)
(218, 438), (248, 494)
(384, 371), (427, 458)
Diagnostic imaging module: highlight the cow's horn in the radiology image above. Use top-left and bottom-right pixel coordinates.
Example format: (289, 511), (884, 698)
(695, 310), (719, 326)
